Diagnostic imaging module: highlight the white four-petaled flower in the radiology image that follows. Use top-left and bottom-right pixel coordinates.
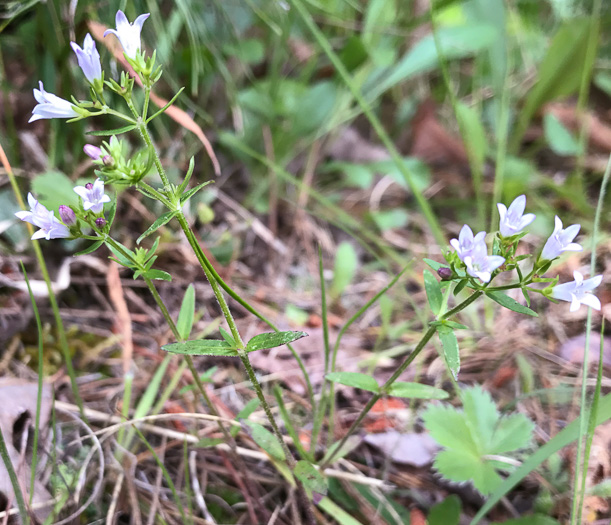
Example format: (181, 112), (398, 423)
(464, 243), (505, 283)
(29, 81), (78, 123)
(14, 193), (71, 240)
(551, 271), (603, 312)
(70, 33), (102, 84)
(541, 216), (582, 261)
(73, 179), (111, 214)
(103, 10), (150, 60)
(497, 195), (536, 237)
(450, 224), (487, 262)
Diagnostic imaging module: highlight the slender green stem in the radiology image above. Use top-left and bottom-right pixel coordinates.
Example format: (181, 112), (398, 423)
(322, 290), (483, 467)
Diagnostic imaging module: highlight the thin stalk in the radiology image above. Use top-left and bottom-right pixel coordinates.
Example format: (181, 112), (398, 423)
(289, 0), (446, 247)
(570, 153), (611, 524)
(117, 372), (133, 445)
(0, 426), (29, 524)
(0, 142), (86, 419)
(322, 290), (483, 467)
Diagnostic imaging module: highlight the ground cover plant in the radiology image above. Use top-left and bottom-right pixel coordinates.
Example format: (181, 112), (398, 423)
(1, 0), (611, 523)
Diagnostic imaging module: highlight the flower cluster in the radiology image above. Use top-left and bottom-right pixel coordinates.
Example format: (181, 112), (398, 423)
(446, 195), (603, 312)
(15, 179), (111, 240)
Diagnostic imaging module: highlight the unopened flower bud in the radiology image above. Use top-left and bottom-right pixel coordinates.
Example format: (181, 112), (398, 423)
(59, 205), (76, 226)
(84, 144), (103, 160)
(85, 182), (94, 190)
(102, 154), (114, 167)
(95, 217), (107, 228)
(438, 267), (453, 280)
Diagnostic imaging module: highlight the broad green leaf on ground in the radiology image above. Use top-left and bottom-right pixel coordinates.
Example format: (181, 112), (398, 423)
(423, 269), (443, 315)
(387, 382), (449, 400)
(176, 284), (195, 340)
(32, 171), (79, 210)
(242, 420), (285, 461)
(294, 460), (328, 497)
(456, 102), (487, 172)
(246, 331), (308, 352)
(428, 494), (461, 525)
(162, 339), (239, 356)
(437, 325), (460, 380)
(486, 291), (538, 317)
(543, 113), (581, 156)
(326, 372), (379, 393)
(422, 386), (534, 495)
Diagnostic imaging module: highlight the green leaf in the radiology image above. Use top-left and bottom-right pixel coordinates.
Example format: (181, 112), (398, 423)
(176, 284), (195, 340)
(246, 331), (308, 352)
(491, 413), (534, 454)
(143, 269), (172, 281)
(461, 386), (499, 451)
(424, 258), (448, 272)
(219, 327), (236, 346)
(195, 437), (225, 448)
(162, 339), (239, 356)
(510, 19), (594, 151)
(456, 102), (487, 172)
(325, 372), (379, 393)
(423, 269), (443, 315)
(493, 516), (561, 525)
(231, 398), (260, 438)
(137, 211), (177, 245)
(422, 405), (479, 454)
(486, 291), (538, 317)
(146, 87), (185, 123)
(437, 325), (460, 380)
(32, 171), (79, 210)
(434, 449), (503, 494)
(180, 180), (214, 205)
(331, 242), (358, 297)
(86, 124), (137, 136)
(543, 113), (581, 156)
(428, 495), (461, 525)
(387, 382), (449, 400)
(178, 157), (196, 195)
(294, 461), (328, 497)
(74, 240), (104, 256)
(321, 435), (362, 464)
(242, 420), (285, 461)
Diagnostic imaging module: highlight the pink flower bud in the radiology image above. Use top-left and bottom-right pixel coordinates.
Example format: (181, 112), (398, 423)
(59, 205), (76, 226)
(95, 217), (107, 228)
(84, 144), (103, 160)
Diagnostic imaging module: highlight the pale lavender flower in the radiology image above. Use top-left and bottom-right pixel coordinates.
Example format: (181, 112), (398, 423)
(15, 193), (71, 240)
(29, 81), (78, 123)
(464, 243), (505, 283)
(497, 195), (536, 237)
(84, 144), (104, 160)
(541, 216), (582, 261)
(59, 205), (77, 226)
(551, 271), (602, 312)
(73, 179), (111, 214)
(103, 10), (150, 60)
(450, 224), (487, 262)
(70, 33), (102, 84)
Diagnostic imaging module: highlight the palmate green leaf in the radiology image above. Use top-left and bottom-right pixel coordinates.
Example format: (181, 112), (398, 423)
(491, 413), (535, 454)
(294, 460), (328, 497)
(242, 420), (285, 461)
(246, 331), (308, 352)
(326, 372), (379, 393)
(137, 211), (177, 245)
(422, 405), (479, 454)
(461, 386), (499, 451)
(387, 382), (449, 400)
(162, 339), (239, 356)
(486, 291), (538, 317)
(176, 284), (195, 340)
(434, 450), (503, 495)
(423, 269), (443, 315)
(437, 325), (460, 380)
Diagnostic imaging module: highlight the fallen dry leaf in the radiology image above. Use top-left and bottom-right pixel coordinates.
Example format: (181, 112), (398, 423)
(364, 430), (439, 467)
(557, 332), (611, 366)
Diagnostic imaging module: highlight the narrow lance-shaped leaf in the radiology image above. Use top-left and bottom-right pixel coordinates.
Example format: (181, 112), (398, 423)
(486, 291), (538, 317)
(74, 239), (104, 256)
(437, 325), (460, 380)
(246, 331), (308, 352)
(326, 372), (379, 393)
(180, 181), (214, 205)
(137, 211), (177, 245)
(86, 124), (137, 136)
(162, 339), (239, 356)
(242, 420), (286, 461)
(176, 284), (195, 340)
(423, 269), (443, 315)
(387, 382), (449, 400)
(294, 460), (328, 499)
